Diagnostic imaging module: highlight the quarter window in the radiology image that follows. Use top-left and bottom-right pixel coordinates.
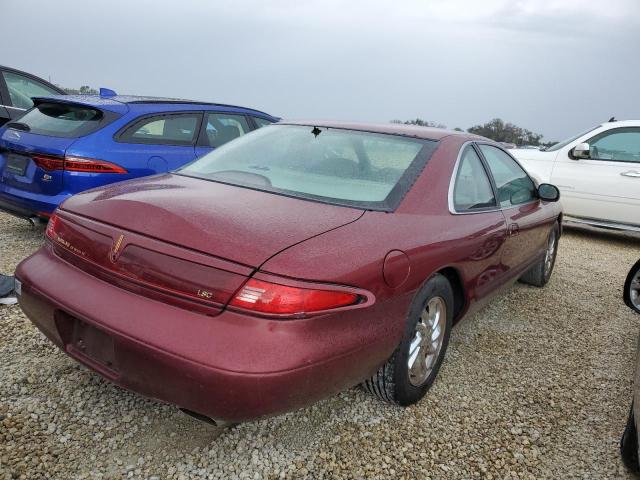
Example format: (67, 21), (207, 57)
(203, 113), (250, 148)
(479, 145), (537, 207)
(3, 71), (61, 110)
(587, 128), (640, 163)
(253, 116), (274, 128)
(120, 113), (200, 145)
(453, 146), (496, 211)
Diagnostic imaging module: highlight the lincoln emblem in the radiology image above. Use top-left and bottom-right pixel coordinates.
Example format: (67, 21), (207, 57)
(109, 234), (125, 263)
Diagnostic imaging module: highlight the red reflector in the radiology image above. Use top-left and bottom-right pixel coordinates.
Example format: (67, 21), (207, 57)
(230, 278), (360, 316)
(31, 154), (127, 173)
(46, 213), (59, 240)
(64, 156), (127, 174)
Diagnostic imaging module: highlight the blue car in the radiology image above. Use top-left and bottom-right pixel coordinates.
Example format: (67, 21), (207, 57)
(0, 90), (278, 221)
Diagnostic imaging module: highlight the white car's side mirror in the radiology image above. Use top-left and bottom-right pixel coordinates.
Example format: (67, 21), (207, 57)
(572, 142), (591, 160)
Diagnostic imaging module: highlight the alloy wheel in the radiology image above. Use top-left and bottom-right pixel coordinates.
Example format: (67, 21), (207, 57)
(544, 230), (557, 277)
(630, 270), (640, 311)
(408, 296), (446, 386)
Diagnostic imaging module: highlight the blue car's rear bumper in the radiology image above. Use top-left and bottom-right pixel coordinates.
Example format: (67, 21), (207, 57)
(0, 188), (69, 218)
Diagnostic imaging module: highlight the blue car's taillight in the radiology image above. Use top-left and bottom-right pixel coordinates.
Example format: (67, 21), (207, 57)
(32, 154), (127, 174)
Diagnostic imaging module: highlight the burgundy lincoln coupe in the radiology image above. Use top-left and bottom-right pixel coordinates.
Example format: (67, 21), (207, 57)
(16, 122), (562, 424)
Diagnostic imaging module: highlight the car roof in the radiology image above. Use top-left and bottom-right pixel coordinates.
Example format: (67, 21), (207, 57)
(278, 120), (478, 141)
(31, 94), (275, 118)
(599, 119), (640, 128)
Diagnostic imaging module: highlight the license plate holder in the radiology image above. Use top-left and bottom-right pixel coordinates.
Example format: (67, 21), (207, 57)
(5, 154), (29, 176)
(70, 320), (117, 374)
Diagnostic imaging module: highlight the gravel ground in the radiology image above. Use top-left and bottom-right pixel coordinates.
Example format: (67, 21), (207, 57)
(1, 211), (640, 479)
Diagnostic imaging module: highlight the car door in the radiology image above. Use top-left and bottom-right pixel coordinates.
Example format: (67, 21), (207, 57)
(449, 144), (509, 300)
(550, 127), (640, 227)
(113, 112), (201, 174)
(194, 111), (253, 158)
(0, 69), (62, 121)
(478, 143), (552, 279)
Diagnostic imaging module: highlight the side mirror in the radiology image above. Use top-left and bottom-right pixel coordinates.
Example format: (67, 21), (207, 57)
(572, 142), (590, 159)
(538, 183), (560, 202)
(624, 259), (640, 314)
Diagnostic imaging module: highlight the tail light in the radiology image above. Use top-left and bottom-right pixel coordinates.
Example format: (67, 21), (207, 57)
(229, 278), (362, 317)
(46, 212), (59, 240)
(32, 154), (127, 174)
(32, 155), (64, 171)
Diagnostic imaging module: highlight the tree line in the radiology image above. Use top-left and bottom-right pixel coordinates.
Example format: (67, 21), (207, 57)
(391, 118), (557, 148)
(59, 85), (98, 95)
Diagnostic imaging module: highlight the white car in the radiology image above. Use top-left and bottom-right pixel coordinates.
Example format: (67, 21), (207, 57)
(512, 120), (640, 232)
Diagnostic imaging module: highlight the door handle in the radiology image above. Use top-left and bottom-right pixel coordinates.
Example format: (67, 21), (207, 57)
(621, 170), (640, 178)
(508, 223), (520, 237)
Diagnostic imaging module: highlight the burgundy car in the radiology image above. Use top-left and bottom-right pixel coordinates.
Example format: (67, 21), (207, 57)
(15, 122), (562, 424)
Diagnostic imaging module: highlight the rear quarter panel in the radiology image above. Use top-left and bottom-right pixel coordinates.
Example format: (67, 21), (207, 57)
(260, 136), (516, 357)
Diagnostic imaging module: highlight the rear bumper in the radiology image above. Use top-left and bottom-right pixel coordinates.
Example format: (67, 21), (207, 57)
(0, 188), (68, 218)
(16, 246), (406, 422)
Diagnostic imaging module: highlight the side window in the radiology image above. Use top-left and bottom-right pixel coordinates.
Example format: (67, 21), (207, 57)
(204, 113), (250, 148)
(588, 128), (640, 163)
(3, 71), (61, 110)
(253, 116), (274, 128)
(453, 146), (497, 211)
(120, 113), (200, 145)
(479, 145), (537, 207)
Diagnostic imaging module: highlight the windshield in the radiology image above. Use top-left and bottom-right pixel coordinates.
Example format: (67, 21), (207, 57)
(545, 125), (600, 152)
(178, 125), (438, 211)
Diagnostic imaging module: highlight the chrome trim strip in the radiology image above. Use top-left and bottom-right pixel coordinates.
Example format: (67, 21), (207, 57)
(4, 105), (26, 112)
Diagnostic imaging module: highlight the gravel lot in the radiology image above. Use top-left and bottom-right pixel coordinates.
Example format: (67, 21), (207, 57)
(1, 211), (639, 479)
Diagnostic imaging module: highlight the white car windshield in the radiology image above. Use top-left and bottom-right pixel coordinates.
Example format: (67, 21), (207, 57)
(544, 125), (600, 152)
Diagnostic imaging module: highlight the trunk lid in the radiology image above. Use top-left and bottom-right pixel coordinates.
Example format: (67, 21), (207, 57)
(60, 173), (364, 268)
(0, 129), (75, 196)
(0, 99), (123, 197)
(49, 210), (254, 315)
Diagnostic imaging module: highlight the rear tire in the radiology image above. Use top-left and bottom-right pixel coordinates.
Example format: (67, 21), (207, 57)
(519, 222), (559, 288)
(363, 273), (453, 406)
(621, 404), (640, 473)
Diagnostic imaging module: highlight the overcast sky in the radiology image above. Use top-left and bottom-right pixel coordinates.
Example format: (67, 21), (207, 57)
(3, 0), (639, 140)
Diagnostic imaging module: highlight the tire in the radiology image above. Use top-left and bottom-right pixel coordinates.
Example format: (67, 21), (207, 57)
(621, 404), (640, 473)
(363, 273), (454, 406)
(519, 222), (559, 288)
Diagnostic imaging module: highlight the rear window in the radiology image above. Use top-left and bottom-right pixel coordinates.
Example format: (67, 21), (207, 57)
(10, 102), (115, 138)
(177, 124), (438, 211)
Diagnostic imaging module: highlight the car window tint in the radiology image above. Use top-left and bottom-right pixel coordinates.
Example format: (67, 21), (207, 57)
(588, 128), (640, 163)
(453, 146), (496, 211)
(204, 113), (250, 148)
(3, 71), (61, 110)
(10, 101), (105, 138)
(253, 116), (274, 128)
(479, 144), (536, 207)
(122, 114), (199, 145)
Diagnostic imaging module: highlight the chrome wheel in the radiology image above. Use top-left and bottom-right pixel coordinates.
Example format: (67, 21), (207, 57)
(544, 230), (557, 277)
(408, 296), (446, 387)
(630, 270), (640, 310)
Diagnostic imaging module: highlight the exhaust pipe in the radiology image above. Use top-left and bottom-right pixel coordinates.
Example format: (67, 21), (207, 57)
(178, 408), (236, 427)
(27, 216), (40, 228)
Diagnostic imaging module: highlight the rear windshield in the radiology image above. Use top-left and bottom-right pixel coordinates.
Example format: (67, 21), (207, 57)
(10, 102), (115, 138)
(177, 125), (438, 211)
